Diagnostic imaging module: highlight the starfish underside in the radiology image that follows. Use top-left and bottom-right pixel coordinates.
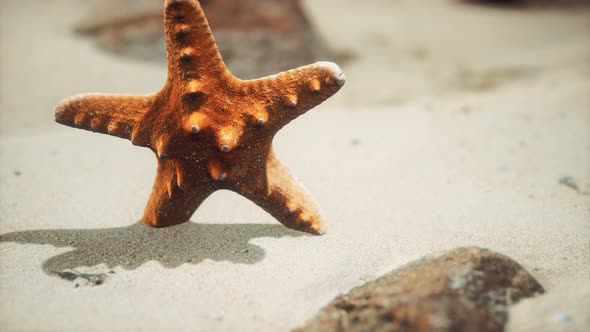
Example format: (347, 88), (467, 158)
(55, 0), (345, 235)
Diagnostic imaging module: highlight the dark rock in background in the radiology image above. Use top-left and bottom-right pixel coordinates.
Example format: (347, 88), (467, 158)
(295, 247), (544, 332)
(75, 0), (333, 79)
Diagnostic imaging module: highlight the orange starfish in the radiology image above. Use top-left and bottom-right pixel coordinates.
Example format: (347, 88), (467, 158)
(54, 0), (345, 235)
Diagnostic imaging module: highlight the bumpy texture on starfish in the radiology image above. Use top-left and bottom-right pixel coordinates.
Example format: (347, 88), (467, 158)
(55, 0), (345, 235)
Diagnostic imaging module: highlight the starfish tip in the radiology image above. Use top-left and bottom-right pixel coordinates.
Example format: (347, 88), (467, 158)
(335, 72), (346, 86)
(310, 223), (326, 236)
(317, 61), (346, 87)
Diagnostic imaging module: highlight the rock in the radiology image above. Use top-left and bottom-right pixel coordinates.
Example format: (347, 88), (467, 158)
(294, 247), (544, 332)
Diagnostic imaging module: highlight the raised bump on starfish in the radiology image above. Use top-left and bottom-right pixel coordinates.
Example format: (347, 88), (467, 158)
(54, 0), (345, 235)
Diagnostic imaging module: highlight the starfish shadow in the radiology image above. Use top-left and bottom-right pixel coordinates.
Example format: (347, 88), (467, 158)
(0, 221), (303, 280)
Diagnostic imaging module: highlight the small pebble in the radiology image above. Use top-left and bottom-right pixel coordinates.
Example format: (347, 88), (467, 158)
(559, 176), (579, 192)
(13, 170), (21, 176)
(551, 313), (572, 323)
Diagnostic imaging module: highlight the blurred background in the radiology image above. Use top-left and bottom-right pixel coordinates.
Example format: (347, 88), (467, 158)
(1, 0), (590, 132)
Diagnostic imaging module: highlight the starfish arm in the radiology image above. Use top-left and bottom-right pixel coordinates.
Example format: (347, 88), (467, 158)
(54, 93), (154, 140)
(236, 150), (326, 235)
(142, 159), (214, 227)
(243, 62), (345, 129)
(164, 0), (228, 82)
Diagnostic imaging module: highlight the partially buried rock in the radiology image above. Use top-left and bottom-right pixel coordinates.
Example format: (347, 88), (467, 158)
(295, 247), (544, 332)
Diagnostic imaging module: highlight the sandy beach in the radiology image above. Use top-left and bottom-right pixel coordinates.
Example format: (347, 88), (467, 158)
(1, 0), (589, 331)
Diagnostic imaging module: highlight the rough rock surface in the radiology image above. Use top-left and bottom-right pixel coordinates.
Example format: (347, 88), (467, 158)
(295, 247), (544, 332)
(75, 0), (329, 79)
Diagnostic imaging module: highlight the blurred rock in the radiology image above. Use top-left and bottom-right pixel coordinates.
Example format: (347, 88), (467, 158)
(75, 0), (333, 79)
(295, 247), (544, 332)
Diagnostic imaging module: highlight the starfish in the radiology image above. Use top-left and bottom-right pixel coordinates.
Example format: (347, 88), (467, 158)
(54, 0), (345, 235)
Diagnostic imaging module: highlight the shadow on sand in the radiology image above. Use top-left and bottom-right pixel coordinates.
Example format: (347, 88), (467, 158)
(0, 221), (304, 282)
